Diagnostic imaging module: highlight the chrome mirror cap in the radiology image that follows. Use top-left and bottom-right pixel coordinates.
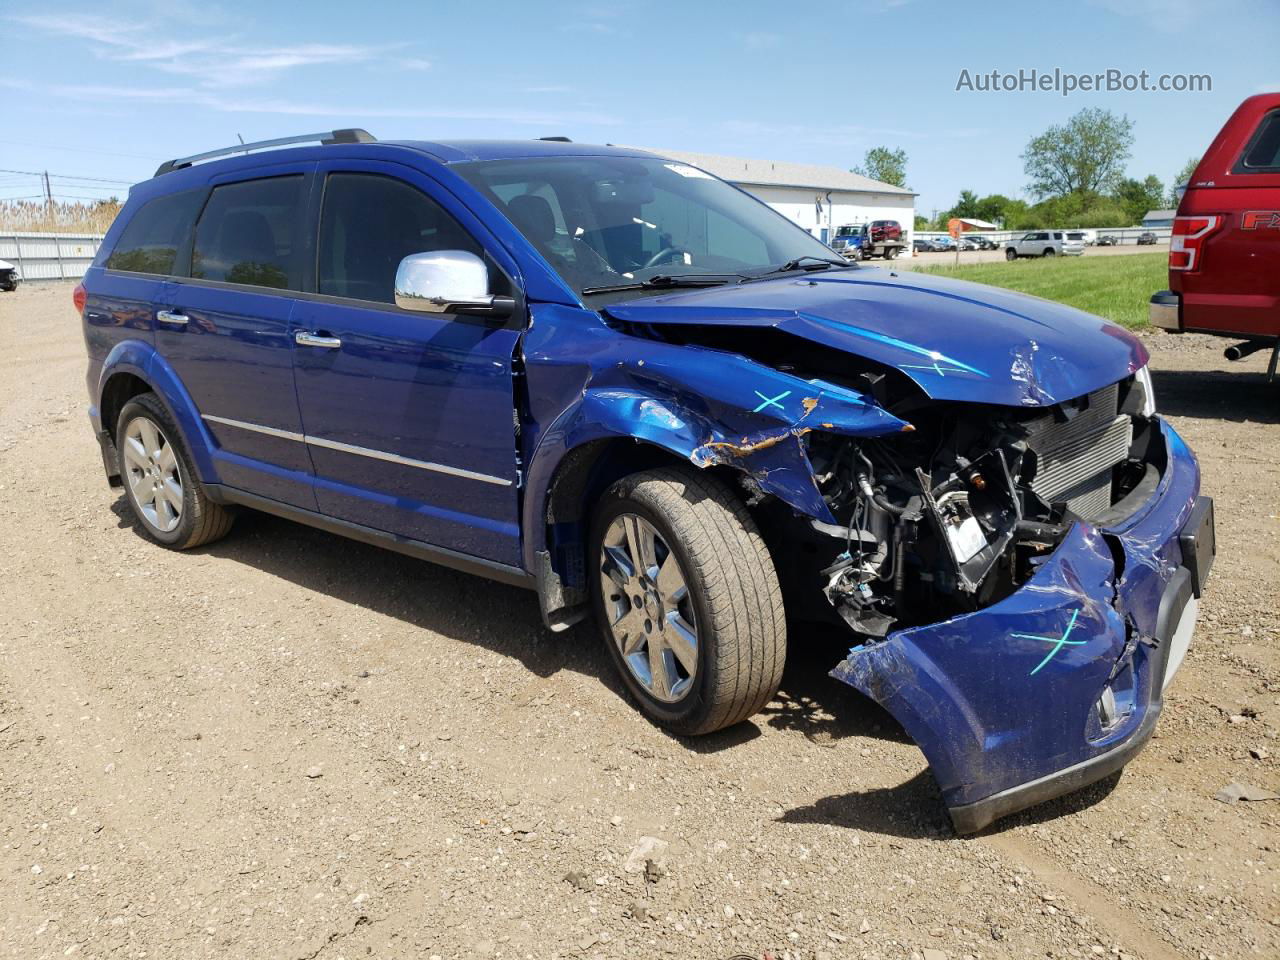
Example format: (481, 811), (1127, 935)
(395, 250), (493, 313)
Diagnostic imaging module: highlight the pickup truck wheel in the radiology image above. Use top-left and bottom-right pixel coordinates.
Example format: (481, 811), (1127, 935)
(1043, 248), (1056, 257)
(1005, 248), (1017, 260)
(116, 393), (234, 549)
(590, 466), (786, 735)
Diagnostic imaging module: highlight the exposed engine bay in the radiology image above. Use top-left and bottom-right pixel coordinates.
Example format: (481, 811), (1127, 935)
(601, 314), (1166, 643)
(795, 372), (1163, 638)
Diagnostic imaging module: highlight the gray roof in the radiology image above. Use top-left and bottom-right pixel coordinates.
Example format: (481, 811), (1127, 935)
(633, 146), (916, 196)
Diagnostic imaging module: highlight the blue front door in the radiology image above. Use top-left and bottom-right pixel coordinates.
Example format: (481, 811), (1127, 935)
(290, 167), (524, 566)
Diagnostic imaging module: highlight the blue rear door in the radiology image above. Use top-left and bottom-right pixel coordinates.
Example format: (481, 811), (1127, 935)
(160, 164), (316, 509)
(290, 163), (524, 566)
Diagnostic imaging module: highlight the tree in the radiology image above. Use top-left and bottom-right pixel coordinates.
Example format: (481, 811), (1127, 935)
(1113, 175), (1166, 225)
(973, 194), (1025, 227)
(1022, 108), (1135, 199)
(854, 146), (908, 188)
(1168, 156), (1200, 205)
(913, 214), (931, 231)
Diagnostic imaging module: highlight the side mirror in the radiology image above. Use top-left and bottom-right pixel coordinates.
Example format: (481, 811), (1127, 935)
(394, 250), (513, 317)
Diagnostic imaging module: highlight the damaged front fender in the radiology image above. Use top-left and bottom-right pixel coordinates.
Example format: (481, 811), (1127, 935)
(523, 302), (910, 525)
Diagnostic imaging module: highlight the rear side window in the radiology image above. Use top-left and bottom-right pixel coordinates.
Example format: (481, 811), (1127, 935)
(318, 173), (492, 304)
(1238, 110), (1280, 172)
(106, 190), (203, 275)
(191, 176), (304, 289)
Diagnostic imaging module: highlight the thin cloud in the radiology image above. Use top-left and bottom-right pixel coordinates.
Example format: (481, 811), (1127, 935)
(1085, 0), (1199, 33)
(14, 12), (423, 88)
(738, 32), (781, 51)
(0, 77), (620, 127)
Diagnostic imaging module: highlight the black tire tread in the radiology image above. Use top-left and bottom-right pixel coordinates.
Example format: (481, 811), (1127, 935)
(610, 466), (786, 735)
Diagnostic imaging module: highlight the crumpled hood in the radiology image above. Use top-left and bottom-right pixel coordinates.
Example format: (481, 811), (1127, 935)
(604, 266), (1149, 407)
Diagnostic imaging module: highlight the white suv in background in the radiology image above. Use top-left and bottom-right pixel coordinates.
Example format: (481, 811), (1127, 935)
(1005, 231), (1085, 259)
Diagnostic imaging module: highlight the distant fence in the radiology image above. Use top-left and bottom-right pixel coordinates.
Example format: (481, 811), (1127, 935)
(0, 233), (105, 282)
(916, 227), (1172, 246)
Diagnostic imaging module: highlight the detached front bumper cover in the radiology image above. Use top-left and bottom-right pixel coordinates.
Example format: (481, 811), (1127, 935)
(831, 420), (1210, 833)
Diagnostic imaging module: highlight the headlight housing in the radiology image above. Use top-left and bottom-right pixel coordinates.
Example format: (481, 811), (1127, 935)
(1134, 363), (1157, 417)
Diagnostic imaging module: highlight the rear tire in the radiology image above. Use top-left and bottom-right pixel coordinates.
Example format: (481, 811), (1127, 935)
(116, 393), (234, 549)
(590, 466), (786, 735)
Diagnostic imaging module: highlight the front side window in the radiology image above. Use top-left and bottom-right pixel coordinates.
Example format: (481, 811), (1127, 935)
(454, 156), (837, 296)
(317, 173), (495, 304)
(106, 189), (203, 275)
(191, 176), (303, 290)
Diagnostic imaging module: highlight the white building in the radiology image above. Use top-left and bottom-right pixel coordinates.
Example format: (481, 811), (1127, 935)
(641, 147), (917, 247)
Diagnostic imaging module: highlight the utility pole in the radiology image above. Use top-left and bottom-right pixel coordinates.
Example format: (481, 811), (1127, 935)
(43, 170), (53, 208)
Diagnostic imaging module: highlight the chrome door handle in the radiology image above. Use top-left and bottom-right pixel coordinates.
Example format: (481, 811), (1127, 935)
(156, 310), (189, 326)
(294, 331), (342, 349)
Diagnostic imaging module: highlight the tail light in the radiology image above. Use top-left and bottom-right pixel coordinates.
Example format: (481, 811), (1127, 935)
(1169, 215), (1221, 271)
(72, 282), (87, 315)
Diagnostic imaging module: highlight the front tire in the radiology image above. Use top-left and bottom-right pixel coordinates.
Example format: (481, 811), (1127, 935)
(116, 393), (234, 549)
(1043, 248), (1056, 257)
(590, 466), (786, 735)
(1005, 248), (1018, 260)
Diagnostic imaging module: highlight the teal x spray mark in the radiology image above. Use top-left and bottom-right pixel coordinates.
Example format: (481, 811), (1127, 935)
(752, 389), (791, 413)
(1013, 608), (1087, 676)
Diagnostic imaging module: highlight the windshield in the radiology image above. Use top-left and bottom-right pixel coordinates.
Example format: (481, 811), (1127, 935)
(453, 155), (839, 296)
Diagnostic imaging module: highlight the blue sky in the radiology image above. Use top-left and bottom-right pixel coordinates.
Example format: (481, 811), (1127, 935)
(2, 0), (1277, 216)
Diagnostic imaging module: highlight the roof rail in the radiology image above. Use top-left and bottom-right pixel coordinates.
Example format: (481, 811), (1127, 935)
(153, 128), (376, 177)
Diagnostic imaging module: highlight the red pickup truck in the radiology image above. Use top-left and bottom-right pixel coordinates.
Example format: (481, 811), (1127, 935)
(1150, 93), (1280, 377)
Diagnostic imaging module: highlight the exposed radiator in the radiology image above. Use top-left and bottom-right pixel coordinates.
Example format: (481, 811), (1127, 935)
(1024, 382), (1132, 519)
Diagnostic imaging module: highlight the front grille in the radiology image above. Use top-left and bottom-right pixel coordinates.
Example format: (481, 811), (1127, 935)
(1024, 383), (1132, 519)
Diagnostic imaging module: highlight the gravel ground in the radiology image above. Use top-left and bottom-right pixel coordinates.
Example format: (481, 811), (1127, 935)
(1, 281), (1277, 960)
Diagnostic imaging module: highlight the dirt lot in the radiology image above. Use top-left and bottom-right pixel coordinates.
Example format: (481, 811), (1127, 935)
(1, 281), (1277, 960)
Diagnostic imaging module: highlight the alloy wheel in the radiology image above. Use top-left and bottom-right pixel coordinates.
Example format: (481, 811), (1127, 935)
(599, 513), (698, 703)
(122, 416), (184, 533)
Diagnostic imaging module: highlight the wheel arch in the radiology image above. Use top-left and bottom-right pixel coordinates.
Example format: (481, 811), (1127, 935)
(96, 341), (219, 483)
(530, 434), (754, 632)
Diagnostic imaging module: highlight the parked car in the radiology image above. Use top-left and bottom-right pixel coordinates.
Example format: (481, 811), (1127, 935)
(967, 234), (998, 250)
(957, 236), (980, 252)
(1096, 235), (1119, 247)
(0, 258), (19, 292)
(1136, 232), (1159, 245)
(79, 130), (1213, 833)
(912, 237), (935, 253)
(931, 235), (955, 251)
(1004, 230), (1085, 259)
(1150, 92), (1280, 374)
(832, 220), (905, 260)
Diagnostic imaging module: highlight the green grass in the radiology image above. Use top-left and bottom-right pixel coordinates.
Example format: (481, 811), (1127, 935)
(914, 252), (1167, 330)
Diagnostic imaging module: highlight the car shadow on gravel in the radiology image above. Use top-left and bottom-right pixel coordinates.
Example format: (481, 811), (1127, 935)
(111, 501), (616, 685)
(778, 762), (1124, 841)
(1150, 367), (1279, 424)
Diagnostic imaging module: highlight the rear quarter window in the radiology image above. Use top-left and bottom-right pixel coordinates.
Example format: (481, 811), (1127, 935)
(106, 189), (204, 275)
(1236, 109), (1280, 172)
(191, 176), (304, 290)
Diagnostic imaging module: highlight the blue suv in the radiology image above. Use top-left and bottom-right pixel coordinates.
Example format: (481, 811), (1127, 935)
(80, 130), (1214, 832)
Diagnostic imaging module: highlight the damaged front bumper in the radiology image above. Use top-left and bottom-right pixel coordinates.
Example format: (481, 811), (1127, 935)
(830, 420), (1214, 833)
